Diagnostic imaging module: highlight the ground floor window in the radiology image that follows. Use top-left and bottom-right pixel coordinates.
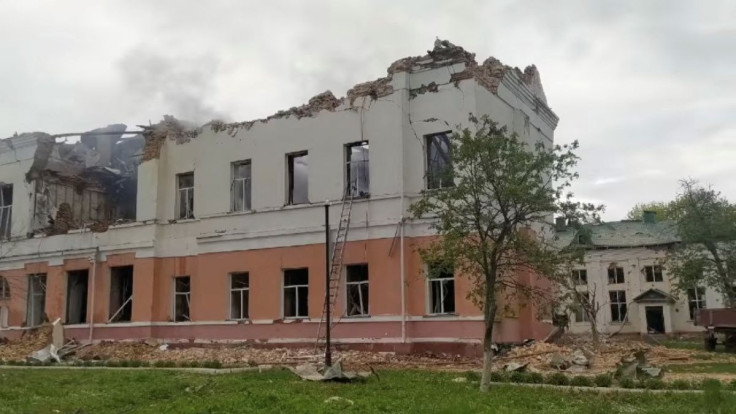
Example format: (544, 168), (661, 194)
(346, 264), (369, 317)
(174, 276), (191, 322)
(687, 287), (706, 320)
(230, 273), (249, 320)
(609, 290), (627, 322)
(26, 274), (46, 327)
(428, 265), (455, 315)
(109, 266), (134, 323)
(283, 269), (308, 318)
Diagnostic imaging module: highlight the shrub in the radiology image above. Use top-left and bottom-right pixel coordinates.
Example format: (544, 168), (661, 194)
(669, 379), (692, 390)
(527, 372), (545, 384)
(118, 360), (130, 367)
(128, 360), (142, 368)
(203, 360), (222, 369)
(152, 360), (168, 368)
(570, 376), (594, 387)
(490, 371), (509, 383)
(642, 378), (666, 390)
(546, 372), (570, 386)
(509, 371), (529, 383)
(618, 377), (636, 389)
(593, 374), (613, 388)
(106, 360), (120, 367)
(82, 360), (95, 367)
(464, 371), (481, 382)
(729, 379), (736, 391)
(701, 379), (723, 390)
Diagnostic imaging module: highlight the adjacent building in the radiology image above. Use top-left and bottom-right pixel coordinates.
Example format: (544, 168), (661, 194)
(557, 212), (721, 336)
(0, 42), (558, 354)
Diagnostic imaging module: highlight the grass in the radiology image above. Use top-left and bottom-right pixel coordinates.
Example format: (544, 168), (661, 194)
(1, 369), (736, 413)
(666, 363), (736, 374)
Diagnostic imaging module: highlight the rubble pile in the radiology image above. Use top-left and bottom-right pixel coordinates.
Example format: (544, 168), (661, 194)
(0, 325), (53, 360)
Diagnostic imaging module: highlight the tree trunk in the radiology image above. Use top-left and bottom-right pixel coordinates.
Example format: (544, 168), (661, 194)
(479, 283), (497, 392)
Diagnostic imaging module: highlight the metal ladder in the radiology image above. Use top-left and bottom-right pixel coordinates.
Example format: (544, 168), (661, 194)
(315, 189), (355, 347)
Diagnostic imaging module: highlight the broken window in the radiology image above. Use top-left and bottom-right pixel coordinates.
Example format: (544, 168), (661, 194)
(287, 152), (308, 205)
(688, 287), (707, 320)
(607, 266), (625, 284)
(572, 269), (587, 286)
(428, 265), (455, 315)
(66, 270), (89, 324)
(0, 276), (9, 299)
(283, 268), (308, 318)
(609, 290), (627, 322)
(109, 266), (133, 323)
(174, 276), (191, 322)
(346, 142), (369, 198)
(231, 161), (252, 212)
(426, 133), (454, 190)
(26, 274), (46, 327)
(229, 273), (249, 320)
(573, 292), (590, 322)
(346, 264), (369, 317)
(644, 265), (663, 283)
(177, 172), (194, 219)
(0, 184), (12, 239)
(0, 305), (7, 328)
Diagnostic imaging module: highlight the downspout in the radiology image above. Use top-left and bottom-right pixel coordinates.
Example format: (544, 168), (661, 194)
(88, 246), (99, 343)
(400, 215), (406, 343)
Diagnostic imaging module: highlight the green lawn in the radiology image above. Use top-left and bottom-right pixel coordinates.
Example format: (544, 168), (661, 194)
(667, 363), (736, 374)
(0, 368), (735, 414)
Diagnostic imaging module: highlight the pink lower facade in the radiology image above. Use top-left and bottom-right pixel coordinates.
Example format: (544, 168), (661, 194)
(0, 236), (552, 356)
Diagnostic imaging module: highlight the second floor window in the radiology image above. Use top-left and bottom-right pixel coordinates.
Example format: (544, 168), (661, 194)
(609, 290), (627, 322)
(287, 152), (308, 205)
(177, 172), (194, 219)
(0, 184), (12, 239)
(687, 287), (706, 320)
(572, 269), (587, 286)
(231, 161), (252, 212)
(346, 142), (369, 198)
(607, 266), (624, 284)
(426, 132), (454, 190)
(644, 265), (663, 282)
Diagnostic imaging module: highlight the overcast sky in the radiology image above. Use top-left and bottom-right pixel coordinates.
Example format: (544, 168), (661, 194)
(1, 1), (734, 220)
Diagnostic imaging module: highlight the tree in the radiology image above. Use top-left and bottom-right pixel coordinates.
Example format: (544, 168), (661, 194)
(625, 201), (678, 221)
(558, 265), (605, 344)
(667, 180), (736, 307)
(409, 116), (601, 392)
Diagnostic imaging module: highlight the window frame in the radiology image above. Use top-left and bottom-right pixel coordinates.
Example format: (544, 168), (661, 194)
(644, 265), (663, 283)
(176, 172), (195, 219)
(607, 266), (625, 284)
(283, 268), (309, 319)
(287, 151), (309, 205)
(345, 141), (370, 199)
(609, 290), (627, 323)
(425, 132), (454, 190)
(572, 269), (588, 286)
(573, 291), (590, 323)
(426, 265), (456, 315)
(345, 264), (369, 317)
(231, 160), (252, 212)
(26, 274), (47, 327)
(0, 276), (9, 300)
(0, 184), (12, 240)
(687, 287), (707, 320)
(229, 272), (250, 320)
(173, 276), (191, 322)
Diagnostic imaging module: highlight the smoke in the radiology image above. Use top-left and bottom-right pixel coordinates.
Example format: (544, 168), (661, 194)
(118, 46), (227, 123)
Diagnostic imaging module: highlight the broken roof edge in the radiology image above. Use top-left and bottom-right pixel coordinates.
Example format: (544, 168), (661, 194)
(141, 39), (559, 147)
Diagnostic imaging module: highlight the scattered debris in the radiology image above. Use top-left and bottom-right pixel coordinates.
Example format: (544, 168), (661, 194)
(504, 362), (528, 372)
(324, 396), (354, 405)
(291, 360), (371, 382)
(452, 377), (468, 383)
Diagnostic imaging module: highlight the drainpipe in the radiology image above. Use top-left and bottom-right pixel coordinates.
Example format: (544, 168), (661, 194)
(400, 215), (406, 343)
(88, 246), (99, 343)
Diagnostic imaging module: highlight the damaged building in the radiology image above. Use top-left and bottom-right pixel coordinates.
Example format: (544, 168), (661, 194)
(0, 41), (558, 354)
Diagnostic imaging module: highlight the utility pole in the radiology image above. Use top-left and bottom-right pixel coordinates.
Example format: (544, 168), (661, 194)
(324, 202), (332, 367)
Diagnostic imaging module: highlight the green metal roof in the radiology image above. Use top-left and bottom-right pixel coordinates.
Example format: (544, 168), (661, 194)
(554, 219), (680, 249)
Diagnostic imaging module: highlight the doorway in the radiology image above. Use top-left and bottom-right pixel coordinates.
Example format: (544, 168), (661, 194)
(645, 306), (665, 334)
(66, 270), (89, 324)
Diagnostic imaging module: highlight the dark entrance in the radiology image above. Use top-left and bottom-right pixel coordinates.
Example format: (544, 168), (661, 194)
(645, 306), (665, 334)
(66, 270), (89, 324)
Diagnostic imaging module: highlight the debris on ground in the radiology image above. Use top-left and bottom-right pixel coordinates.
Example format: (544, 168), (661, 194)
(616, 349), (663, 379)
(290, 360), (372, 382)
(324, 396), (354, 405)
(452, 377), (468, 382)
(503, 362), (527, 372)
